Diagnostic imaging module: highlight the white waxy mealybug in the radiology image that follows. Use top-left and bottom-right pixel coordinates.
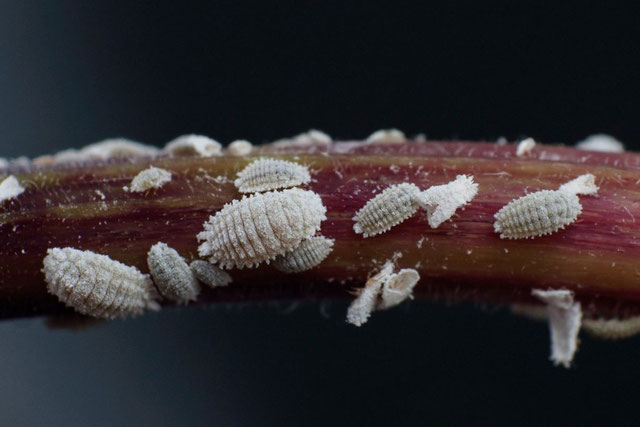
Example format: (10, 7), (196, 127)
(516, 137), (536, 157)
(234, 158), (312, 193)
(576, 134), (624, 153)
(227, 140), (253, 156)
(190, 260), (233, 288)
(163, 134), (222, 157)
(147, 242), (200, 304)
(126, 166), (172, 193)
(42, 247), (161, 319)
(49, 138), (160, 164)
(273, 235), (334, 273)
(494, 174), (598, 239)
(532, 289), (582, 368)
(582, 316), (640, 340)
(365, 128), (406, 144)
(353, 183), (420, 237)
(0, 175), (25, 203)
(346, 261), (420, 326)
(198, 188), (327, 269)
(414, 175), (478, 228)
(271, 129), (332, 148)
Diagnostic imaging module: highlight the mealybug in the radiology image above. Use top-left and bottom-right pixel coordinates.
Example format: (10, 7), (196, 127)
(197, 188), (327, 269)
(576, 134), (624, 153)
(516, 137), (536, 157)
(583, 316), (640, 340)
(271, 129), (332, 148)
(365, 129), (406, 144)
(190, 260), (233, 288)
(0, 175), (25, 203)
(494, 174), (598, 239)
(127, 166), (172, 193)
(147, 242), (200, 304)
(234, 158), (311, 193)
(273, 235), (334, 273)
(42, 247), (161, 319)
(227, 140), (253, 156)
(163, 134), (222, 157)
(353, 183), (421, 237)
(532, 288), (582, 368)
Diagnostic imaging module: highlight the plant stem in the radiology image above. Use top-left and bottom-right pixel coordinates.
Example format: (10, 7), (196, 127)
(1, 140), (640, 320)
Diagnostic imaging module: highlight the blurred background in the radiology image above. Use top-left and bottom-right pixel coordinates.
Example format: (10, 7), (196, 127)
(1, 1), (640, 425)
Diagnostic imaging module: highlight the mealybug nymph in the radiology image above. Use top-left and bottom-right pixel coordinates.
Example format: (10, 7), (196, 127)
(190, 260), (233, 288)
(234, 158), (312, 193)
(494, 174), (598, 239)
(353, 183), (421, 237)
(147, 242), (200, 304)
(0, 175), (25, 203)
(273, 235), (334, 273)
(127, 166), (172, 193)
(197, 188), (327, 269)
(42, 247), (161, 319)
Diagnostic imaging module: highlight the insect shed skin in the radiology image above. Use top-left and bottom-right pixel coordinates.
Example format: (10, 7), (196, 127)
(353, 183), (421, 238)
(234, 158), (311, 193)
(42, 247), (161, 319)
(493, 174), (598, 240)
(197, 188), (327, 269)
(147, 242), (200, 304)
(273, 235), (335, 273)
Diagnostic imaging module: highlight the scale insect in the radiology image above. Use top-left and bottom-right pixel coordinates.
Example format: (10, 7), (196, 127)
(353, 175), (478, 237)
(42, 247), (161, 319)
(197, 188), (327, 269)
(190, 260), (233, 288)
(234, 158), (311, 193)
(147, 242), (200, 304)
(273, 235), (334, 273)
(126, 166), (172, 193)
(353, 183), (421, 237)
(493, 174), (598, 239)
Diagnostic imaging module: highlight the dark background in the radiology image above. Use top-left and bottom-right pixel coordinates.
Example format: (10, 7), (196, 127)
(1, 1), (639, 426)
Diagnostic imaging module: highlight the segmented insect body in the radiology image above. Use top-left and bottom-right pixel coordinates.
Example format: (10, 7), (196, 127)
(197, 188), (327, 269)
(190, 260), (233, 288)
(147, 242), (200, 304)
(42, 247), (161, 319)
(273, 235), (334, 273)
(127, 166), (172, 193)
(234, 158), (311, 193)
(494, 174), (598, 239)
(494, 190), (581, 239)
(353, 183), (421, 237)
